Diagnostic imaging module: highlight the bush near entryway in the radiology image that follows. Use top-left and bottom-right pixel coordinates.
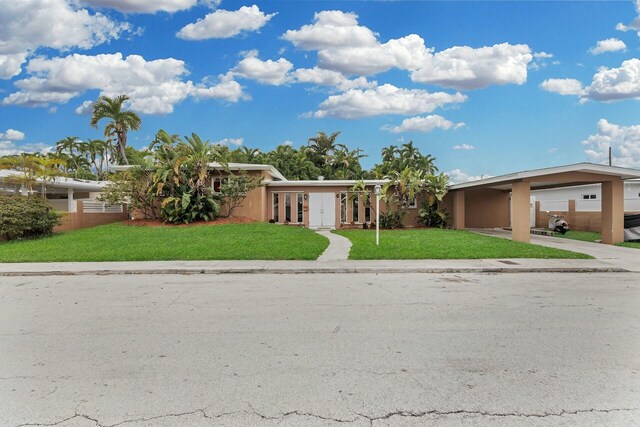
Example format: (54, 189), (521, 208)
(0, 194), (60, 241)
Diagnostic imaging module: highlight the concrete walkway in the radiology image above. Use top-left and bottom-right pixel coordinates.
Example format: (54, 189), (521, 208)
(471, 228), (640, 272)
(315, 229), (352, 262)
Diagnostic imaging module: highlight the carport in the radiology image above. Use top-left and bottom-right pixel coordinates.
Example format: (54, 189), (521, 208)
(447, 163), (640, 244)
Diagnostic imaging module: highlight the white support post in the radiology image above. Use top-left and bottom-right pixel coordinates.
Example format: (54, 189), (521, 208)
(67, 188), (75, 212)
(374, 185), (381, 246)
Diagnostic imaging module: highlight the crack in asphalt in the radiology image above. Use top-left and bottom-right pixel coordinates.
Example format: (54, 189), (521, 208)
(15, 406), (640, 426)
(357, 407), (640, 425)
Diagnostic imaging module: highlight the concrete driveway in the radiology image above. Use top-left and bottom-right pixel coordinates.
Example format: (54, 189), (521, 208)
(471, 228), (640, 272)
(2, 272), (639, 426)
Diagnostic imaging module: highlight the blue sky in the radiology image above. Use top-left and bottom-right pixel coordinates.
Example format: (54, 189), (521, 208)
(1, 0), (640, 181)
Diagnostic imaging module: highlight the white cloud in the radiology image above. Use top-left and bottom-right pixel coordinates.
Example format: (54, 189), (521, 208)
(530, 51), (556, 71)
(317, 34), (432, 76)
(587, 58), (640, 101)
(453, 144), (475, 150)
(541, 58), (640, 101)
(2, 53), (247, 114)
(177, 5), (276, 40)
(582, 119), (640, 168)
(383, 115), (465, 133)
(589, 38), (627, 55)
(281, 140), (294, 146)
(74, 100), (94, 115)
(410, 43), (532, 90)
(547, 147), (559, 154)
(291, 67), (376, 91)
(231, 50), (293, 85)
(281, 10), (378, 50)
(0, 0), (132, 79)
(283, 11), (532, 90)
(216, 137), (244, 146)
(540, 78), (586, 96)
(0, 129), (25, 141)
(312, 83), (467, 119)
(616, 0), (640, 37)
(0, 141), (52, 157)
(446, 169), (490, 184)
(78, 0), (198, 13)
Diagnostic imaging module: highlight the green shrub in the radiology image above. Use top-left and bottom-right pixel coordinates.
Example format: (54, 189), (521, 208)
(0, 194), (60, 240)
(159, 188), (220, 224)
(379, 209), (405, 229)
(417, 200), (449, 228)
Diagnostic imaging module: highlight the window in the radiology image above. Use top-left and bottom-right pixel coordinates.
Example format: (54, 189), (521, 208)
(285, 193), (291, 222)
(408, 197), (418, 208)
(364, 196), (371, 223)
(272, 193), (279, 223)
(212, 177), (225, 193)
(297, 193), (304, 223)
(582, 194), (596, 200)
(352, 194), (359, 223)
(340, 192), (348, 223)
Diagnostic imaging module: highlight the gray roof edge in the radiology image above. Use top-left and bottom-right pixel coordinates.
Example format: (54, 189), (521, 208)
(449, 162), (640, 190)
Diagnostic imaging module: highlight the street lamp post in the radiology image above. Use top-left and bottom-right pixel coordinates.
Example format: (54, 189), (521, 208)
(374, 184), (381, 246)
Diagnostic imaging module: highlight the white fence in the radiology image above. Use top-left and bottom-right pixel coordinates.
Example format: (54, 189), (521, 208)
(82, 201), (123, 213)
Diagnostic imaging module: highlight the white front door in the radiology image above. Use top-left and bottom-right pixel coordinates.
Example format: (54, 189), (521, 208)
(309, 192), (336, 229)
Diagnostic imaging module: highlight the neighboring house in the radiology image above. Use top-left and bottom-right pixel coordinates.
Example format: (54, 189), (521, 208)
(0, 169), (127, 231)
(529, 179), (640, 232)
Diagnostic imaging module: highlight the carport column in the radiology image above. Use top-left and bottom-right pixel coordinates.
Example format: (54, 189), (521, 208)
(452, 190), (465, 229)
(511, 181), (531, 243)
(601, 179), (624, 244)
(67, 188), (75, 213)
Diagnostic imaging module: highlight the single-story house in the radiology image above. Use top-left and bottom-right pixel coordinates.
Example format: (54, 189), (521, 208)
(206, 162), (640, 245)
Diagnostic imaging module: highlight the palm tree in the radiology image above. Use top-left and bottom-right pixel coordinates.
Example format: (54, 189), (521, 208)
(90, 95), (142, 165)
(306, 131), (341, 170)
(56, 136), (82, 172)
(34, 155), (67, 198)
(85, 139), (110, 179)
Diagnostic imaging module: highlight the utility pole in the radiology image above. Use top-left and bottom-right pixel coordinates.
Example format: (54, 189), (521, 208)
(609, 146), (612, 166)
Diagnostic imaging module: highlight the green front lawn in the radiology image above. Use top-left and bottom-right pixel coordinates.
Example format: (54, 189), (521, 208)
(336, 228), (591, 260)
(555, 230), (640, 249)
(0, 223), (329, 262)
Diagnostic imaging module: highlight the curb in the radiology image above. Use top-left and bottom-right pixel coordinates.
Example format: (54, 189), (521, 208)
(0, 267), (629, 276)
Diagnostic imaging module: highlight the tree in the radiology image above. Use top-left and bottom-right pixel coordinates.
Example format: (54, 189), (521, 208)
(0, 153), (40, 193)
(34, 155), (66, 198)
(99, 167), (157, 220)
(56, 136), (83, 175)
(149, 130), (223, 224)
(219, 172), (263, 218)
(85, 139), (110, 179)
(90, 95), (141, 166)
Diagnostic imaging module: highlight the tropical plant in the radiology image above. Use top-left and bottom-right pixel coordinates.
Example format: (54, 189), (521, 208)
(149, 130), (222, 224)
(90, 95), (141, 165)
(99, 167), (157, 220)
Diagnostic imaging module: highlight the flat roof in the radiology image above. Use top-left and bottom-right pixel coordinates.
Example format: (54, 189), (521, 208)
(0, 170), (107, 191)
(208, 162), (287, 181)
(450, 163), (640, 191)
(268, 179), (387, 187)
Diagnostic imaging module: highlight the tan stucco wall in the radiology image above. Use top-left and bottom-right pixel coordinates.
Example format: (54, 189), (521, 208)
(444, 188), (510, 228)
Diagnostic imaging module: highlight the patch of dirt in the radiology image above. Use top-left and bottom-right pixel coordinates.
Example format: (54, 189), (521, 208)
(122, 217), (256, 227)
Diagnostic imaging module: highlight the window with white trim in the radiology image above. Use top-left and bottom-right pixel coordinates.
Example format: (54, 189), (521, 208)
(582, 194), (596, 200)
(408, 197), (418, 208)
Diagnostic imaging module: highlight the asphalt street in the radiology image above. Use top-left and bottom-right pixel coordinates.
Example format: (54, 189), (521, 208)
(1, 272), (639, 426)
